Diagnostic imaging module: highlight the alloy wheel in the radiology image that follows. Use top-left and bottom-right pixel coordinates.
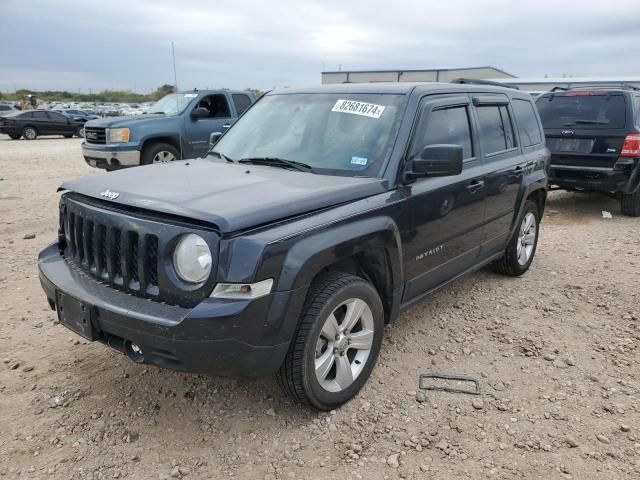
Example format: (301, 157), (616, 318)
(152, 151), (176, 163)
(517, 212), (536, 265)
(314, 298), (375, 393)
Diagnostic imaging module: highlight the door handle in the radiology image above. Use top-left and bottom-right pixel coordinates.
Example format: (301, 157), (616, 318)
(465, 180), (485, 193)
(512, 165), (525, 177)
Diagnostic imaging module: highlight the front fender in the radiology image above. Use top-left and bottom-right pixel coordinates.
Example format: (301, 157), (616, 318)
(276, 216), (404, 293)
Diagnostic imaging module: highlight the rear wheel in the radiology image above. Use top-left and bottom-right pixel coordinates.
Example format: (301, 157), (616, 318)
(8, 133), (21, 140)
(492, 200), (540, 276)
(277, 272), (384, 410)
(75, 126), (84, 138)
(22, 126), (37, 140)
(621, 190), (640, 217)
(141, 142), (180, 165)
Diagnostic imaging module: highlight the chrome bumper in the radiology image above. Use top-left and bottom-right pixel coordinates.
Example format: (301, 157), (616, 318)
(82, 143), (140, 169)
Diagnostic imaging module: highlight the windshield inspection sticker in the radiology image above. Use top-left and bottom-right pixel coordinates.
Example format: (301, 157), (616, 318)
(332, 99), (385, 119)
(350, 156), (368, 166)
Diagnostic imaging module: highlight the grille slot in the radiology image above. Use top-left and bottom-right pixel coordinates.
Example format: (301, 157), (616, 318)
(62, 206), (160, 300)
(84, 127), (107, 144)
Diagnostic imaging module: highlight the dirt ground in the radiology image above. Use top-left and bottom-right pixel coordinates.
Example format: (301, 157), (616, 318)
(0, 135), (638, 480)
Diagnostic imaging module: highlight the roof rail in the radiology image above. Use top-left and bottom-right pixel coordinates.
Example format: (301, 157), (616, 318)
(450, 78), (520, 90)
(551, 84), (640, 92)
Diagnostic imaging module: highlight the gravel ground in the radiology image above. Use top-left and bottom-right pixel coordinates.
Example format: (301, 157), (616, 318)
(0, 135), (639, 480)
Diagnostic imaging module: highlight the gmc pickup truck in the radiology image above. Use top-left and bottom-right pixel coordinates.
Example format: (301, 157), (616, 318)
(81, 90), (256, 170)
(39, 80), (548, 409)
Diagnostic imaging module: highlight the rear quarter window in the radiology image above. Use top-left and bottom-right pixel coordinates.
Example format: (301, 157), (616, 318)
(512, 99), (543, 147)
(536, 94), (626, 129)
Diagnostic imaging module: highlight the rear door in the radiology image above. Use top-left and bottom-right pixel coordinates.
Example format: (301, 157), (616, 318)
(32, 111), (53, 134)
(471, 96), (528, 253)
(186, 93), (234, 157)
(536, 91), (629, 170)
(401, 94), (487, 302)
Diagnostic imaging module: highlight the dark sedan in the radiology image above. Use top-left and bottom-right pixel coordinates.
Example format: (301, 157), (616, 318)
(0, 110), (85, 140)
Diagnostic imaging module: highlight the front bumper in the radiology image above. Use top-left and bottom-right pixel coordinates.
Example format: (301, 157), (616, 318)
(549, 159), (640, 194)
(38, 243), (306, 378)
(82, 142), (140, 170)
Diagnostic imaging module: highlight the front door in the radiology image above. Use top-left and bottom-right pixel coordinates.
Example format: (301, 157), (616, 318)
(187, 94), (234, 157)
(401, 95), (487, 302)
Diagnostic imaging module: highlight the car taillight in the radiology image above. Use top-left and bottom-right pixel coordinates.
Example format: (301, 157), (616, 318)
(621, 134), (640, 157)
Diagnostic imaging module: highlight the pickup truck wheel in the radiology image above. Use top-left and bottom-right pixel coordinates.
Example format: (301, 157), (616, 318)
(621, 191), (640, 217)
(492, 200), (539, 277)
(141, 143), (180, 165)
(22, 126), (37, 140)
(277, 272), (384, 410)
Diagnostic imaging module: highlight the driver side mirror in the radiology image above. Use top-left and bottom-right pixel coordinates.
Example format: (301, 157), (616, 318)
(209, 131), (223, 147)
(191, 107), (209, 119)
(406, 144), (463, 180)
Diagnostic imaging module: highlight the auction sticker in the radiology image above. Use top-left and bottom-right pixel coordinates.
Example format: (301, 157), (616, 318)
(184, 93), (198, 98)
(332, 99), (385, 119)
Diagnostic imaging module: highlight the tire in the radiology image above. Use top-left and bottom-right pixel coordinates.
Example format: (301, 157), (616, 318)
(8, 133), (21, 140)
(277, 272), (384, 410)
(22, 126), (37, 140)
(75, 127), (84, 138)
(492, 200), (540, 277)
(141, 142), (180, 165)
(64, 134), (73, 138)
(621, 190), (640, 217)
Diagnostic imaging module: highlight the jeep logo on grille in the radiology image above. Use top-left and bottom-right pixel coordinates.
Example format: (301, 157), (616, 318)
(100, 189), (120, 200)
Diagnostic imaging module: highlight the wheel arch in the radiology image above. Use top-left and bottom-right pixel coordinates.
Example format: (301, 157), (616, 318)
(140, 135), (182, 157)
(275, 216), (404, 324)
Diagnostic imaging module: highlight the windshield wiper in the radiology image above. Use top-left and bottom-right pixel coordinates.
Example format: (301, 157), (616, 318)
(238, 157), (315, 173)
(564, 119), (610, 125)
(208, 150), (234, 162)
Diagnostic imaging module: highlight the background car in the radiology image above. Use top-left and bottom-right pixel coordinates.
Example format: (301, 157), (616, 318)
(0, 103), (21, 116)
(55, 109), (99, 122)
(0, 110), (86, 140)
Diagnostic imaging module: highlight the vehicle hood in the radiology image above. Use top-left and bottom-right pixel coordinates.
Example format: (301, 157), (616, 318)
(85, 114), (169, 128)
(60, 159), (387, 233)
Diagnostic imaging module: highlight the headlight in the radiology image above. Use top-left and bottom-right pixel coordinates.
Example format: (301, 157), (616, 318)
(173, 234), (212, 284)
(109, 127), (130, 143)
(211, 279), (273, 300)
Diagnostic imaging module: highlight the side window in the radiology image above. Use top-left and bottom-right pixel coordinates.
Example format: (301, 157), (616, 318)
(512, 99), (543, 147)
(232, 94), (252, 116)
(33, 111), (49, 120)
(20, 112), (33, 119)
(476, 105), (516, 155)
(195, 95), (231, 118)
(49, 112), (67, 122)
(414, 106), (473, 160)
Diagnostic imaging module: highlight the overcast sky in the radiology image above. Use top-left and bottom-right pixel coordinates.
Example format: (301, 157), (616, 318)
(2, 0), (640, 93)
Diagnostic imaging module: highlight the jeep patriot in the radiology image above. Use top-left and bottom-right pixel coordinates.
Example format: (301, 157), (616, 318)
(38, 81), (549, 409)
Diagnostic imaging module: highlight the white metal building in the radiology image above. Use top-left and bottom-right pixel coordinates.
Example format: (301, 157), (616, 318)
(321, 68), (640, 95)
(321, 66), (516, 85)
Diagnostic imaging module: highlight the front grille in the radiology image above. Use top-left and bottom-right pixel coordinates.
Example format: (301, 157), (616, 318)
(84, 127), (107, 144)
(59, 194), (219, 308)
(63, 206), (160, 300)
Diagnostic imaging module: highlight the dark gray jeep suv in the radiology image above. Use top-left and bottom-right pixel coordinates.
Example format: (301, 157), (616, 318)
(38, 80), (548, 409)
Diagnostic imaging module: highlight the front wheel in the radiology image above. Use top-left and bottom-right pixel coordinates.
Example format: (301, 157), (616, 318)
(75, 127), (84, 138)
(141, 142), (180, 165)
(492, 200), (540, 276)
(277, 272), (384, 410)
(621, 190), (640, 217)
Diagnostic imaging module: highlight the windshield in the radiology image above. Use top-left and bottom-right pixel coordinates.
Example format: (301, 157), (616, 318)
(148, 93), (197, 115)
(536, 93), (626, 129)
(213, 93), (405, 177)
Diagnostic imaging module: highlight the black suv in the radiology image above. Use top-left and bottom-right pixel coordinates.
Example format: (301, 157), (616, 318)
(38, 81), (548, 409)
(536, 86), (640, 216)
